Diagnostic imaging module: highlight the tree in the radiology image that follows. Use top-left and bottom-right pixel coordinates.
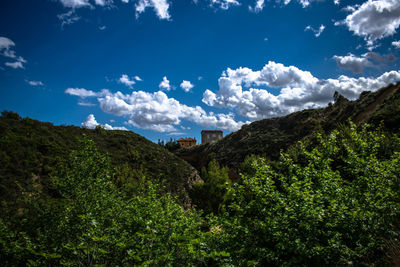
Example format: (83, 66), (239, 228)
(191, 159), (231, 214)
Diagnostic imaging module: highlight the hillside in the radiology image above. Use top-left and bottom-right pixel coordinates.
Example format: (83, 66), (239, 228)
(0, 111), (200, 208)
(176, 82), (400, 178)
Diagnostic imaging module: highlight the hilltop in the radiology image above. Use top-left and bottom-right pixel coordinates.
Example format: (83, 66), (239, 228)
(176, 82), (400, 178)
(0, 112), (200, 207)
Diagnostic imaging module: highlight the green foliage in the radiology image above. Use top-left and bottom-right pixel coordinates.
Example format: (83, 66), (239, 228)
(158, 138), (181, 153)
(0, 111), (196, 211)
(190, 159), (231, 214)
(217, 122), (400, 265)
(0, 136), (217, 265)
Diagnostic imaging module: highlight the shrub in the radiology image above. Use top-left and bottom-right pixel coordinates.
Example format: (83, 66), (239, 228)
(218, 123), (400, 265)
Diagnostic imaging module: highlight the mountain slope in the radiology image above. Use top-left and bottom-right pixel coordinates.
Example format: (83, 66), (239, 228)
(176, 82), (400, 178)
(0, 112), (200, 207)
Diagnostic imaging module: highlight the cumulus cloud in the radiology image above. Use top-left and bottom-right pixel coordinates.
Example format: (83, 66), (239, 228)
(159, 76), (171, 91)
(334, 0), (340, 5)
(119, 74), (136, 88)
(136, 0), (171, 20)
(333, 52), (396, 73)
(333, 53), (373, 74)
(335, 0), (400, 47)
(67, 88), (246, 132)
(249, 0), (264, 13)
(364, 51), (396, 63)
(305, 24), (325, 37)
(81, 114), (128, 130)
(210, 0), (240, 10)
(98, 90), (246, 132)
(202, 60), (400, 120)
(0, 37), (16, 58)
(180, 80), (194, 92)
(393, 40), (400, 48)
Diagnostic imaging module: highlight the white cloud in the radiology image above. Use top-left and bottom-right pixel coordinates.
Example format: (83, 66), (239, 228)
(81, 114), (128, 130)
(281, 0), (311, 8)
(0, 37), (16, 58)
(210, 0), (240, 10)
(27, 80), (44, 86)
(59, 0), (91, 8)
(82, 114), (99, 129)
(249, 0), (264, 13)
(136, 0), (171, 20)
(94, 0), (113, 6)
(336, 0), (400, 47)
(0, 37), (26, 69)
(68, 87), (246, 132)
(180, 80), (194, 92)
(202, 61), (400, 120)
(65, 88), (110, 98)
(393, 40), (400, 48)
(121, 0), (129, 3)
(333, 52), (396, 73)
(78, 101), (96, 106)
(58, 10), (81, 27)
(5, 62), (23, 69)
(119, 74), (136, 88)
(134, 75), (142, 81)
(159, 76), (171, 91)
(99, 25), (106, 30)
(167, 132), (186, 136)
(334, 0), (340, 5)
(5, 56), (26, 69)
(98, 90), (246, 132)
(103, 124), (128, 130)
(333, 53), (373, 74)
(305, 24), (325, 37)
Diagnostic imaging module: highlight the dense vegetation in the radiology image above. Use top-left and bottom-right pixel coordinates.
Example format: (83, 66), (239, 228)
(0, 111), (199, 210)
(0, 137), (215, 265)
(1, 120), (400, 265)
(216, 122), (400, 265)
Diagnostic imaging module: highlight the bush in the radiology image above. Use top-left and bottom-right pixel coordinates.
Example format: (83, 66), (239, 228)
(218, 122), (400, 265)
(190, 159), (231, 214)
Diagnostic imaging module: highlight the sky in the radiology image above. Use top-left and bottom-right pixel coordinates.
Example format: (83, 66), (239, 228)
(0, 0), (400, 142)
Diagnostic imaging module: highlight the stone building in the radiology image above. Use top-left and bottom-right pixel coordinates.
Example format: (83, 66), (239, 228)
(177, 137), (197, 148)
(201, 130), (223, 144)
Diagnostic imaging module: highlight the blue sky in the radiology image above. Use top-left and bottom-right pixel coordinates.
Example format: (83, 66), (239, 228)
(0, 0), (400, 142)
